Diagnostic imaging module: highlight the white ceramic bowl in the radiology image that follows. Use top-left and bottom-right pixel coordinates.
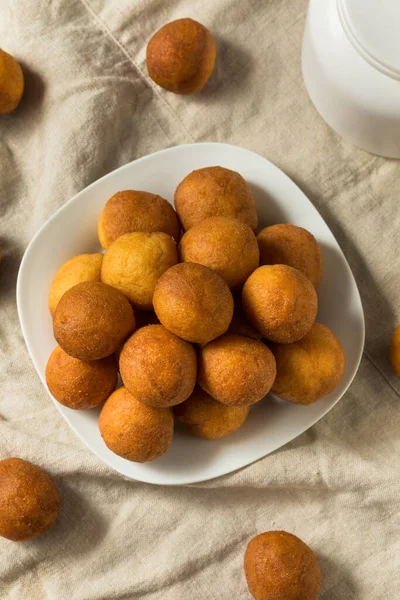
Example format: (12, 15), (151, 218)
(302, 0), (400, 158)
(17, 143), (365, 485)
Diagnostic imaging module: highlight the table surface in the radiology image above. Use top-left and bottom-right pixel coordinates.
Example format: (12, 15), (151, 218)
(1, 1), (399, 599)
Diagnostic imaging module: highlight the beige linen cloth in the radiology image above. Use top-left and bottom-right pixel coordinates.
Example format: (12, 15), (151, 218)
(1, 1), (399, 598)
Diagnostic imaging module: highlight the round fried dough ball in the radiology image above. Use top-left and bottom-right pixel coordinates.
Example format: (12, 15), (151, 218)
(0, 458), (60, 541)
(48, 253), (103, 316)
(174, 166), (258, 232)
(99, 387), (174, 462)
(0, 49), (24, 114)
(174, 386), (249, 439)
(46, 345), (118, 410)
(390, 325), (400, 378)
(113, 313), (160, 361)
(146, 18), (216, 94)
(153, 263), (234, 344)
(179, 217), (259, 290)
(244, 531), (322, 600)
(98, 190), (180, 249)
(115, 314), (160, 364)
(257, 224), (322, 287)
(120, 325), (197, 408)
(53, 281), (135, 360)
(101, 232), (178, 310)
(198, 334), (276, 406)
(271, 322), (346, 405)
(242, 265), (318, 344)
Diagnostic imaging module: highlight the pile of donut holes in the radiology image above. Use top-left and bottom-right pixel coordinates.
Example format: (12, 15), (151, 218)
(46, 164), (345, 463)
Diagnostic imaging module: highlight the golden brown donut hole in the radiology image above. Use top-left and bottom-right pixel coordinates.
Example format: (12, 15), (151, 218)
(99, 387), (174, 462)
(244, 531), (322, 600)
(174, 386), (250, 439)
(53, 281), (135, 360)
(0, 49), (24, 114)
(120, 325), (197, 408)
(242, 264), (318, 343)
(101, 232), (178, 310)
(48, 253), (103, 316)
(153, 262), (234, 344)
(257, 224), (322, 287)
(46, 345), (118, 410)
(390, 325), (400, 378)
(174, 166), (258, 232)
(98, 190), (180, 249)
(146, 18), (216, 94)
(198, 333), (276, 406)
(271, 322), (346, 405)
(0, 458), (60, 541)
(179, 216), (259, 290)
